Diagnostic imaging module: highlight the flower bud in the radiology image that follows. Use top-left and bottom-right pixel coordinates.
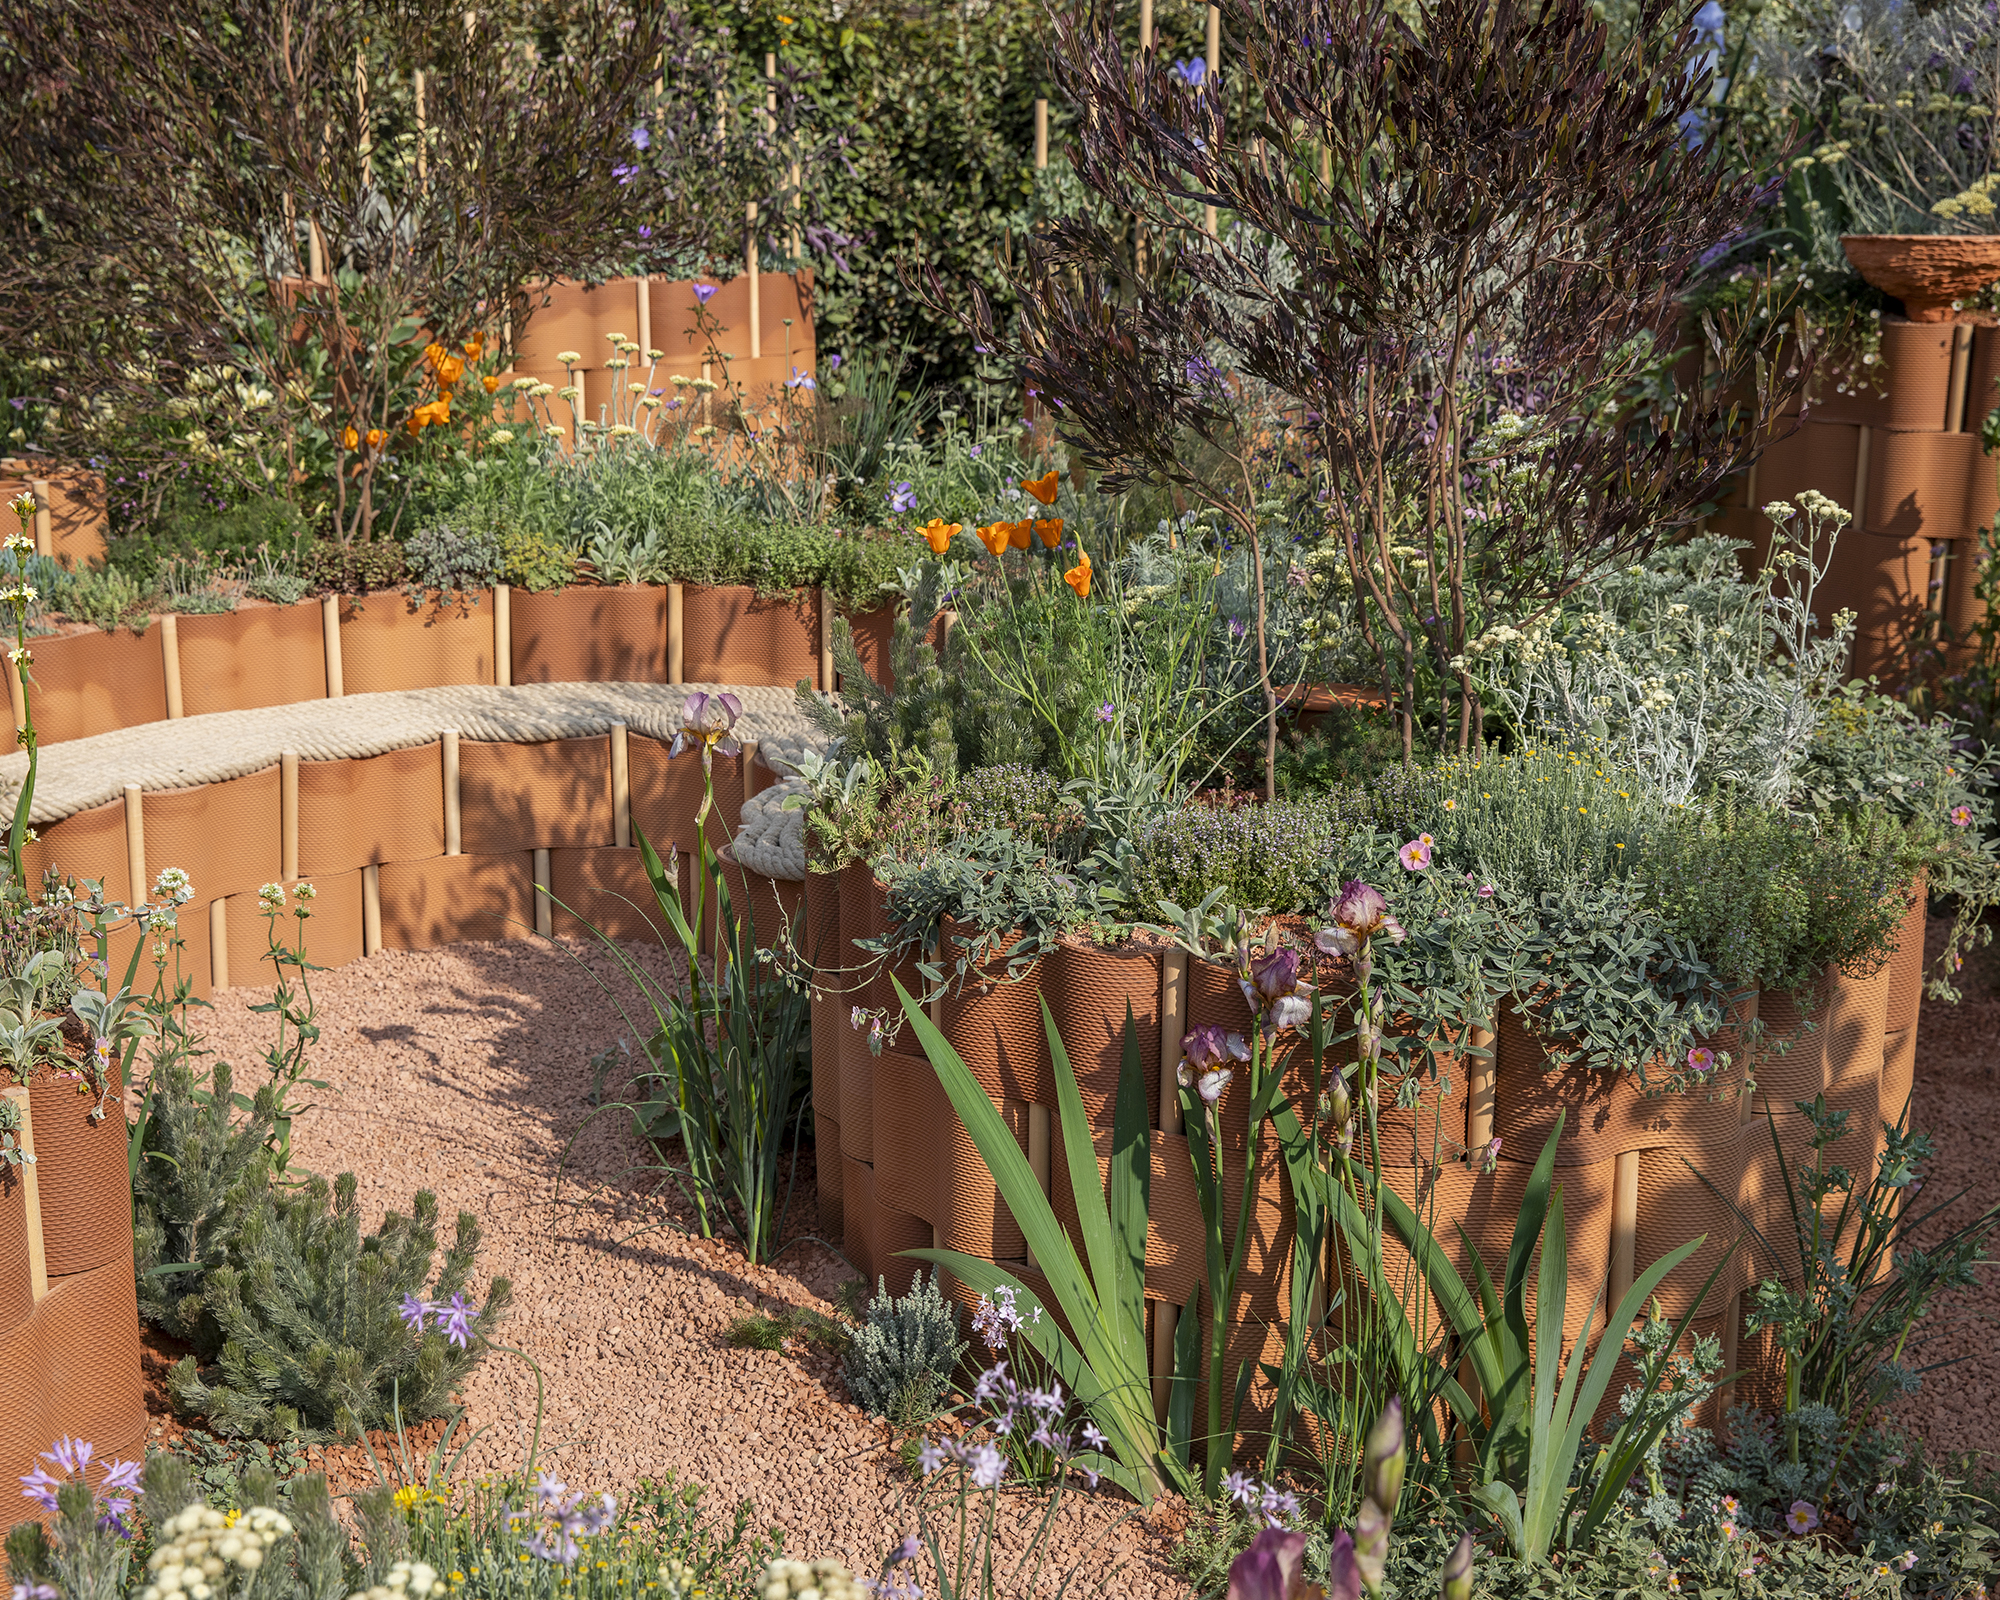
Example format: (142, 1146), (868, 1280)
(1352, 1498), (1388, 1595)
(1363, 1398), (1405, 1518)
(1326, 1074), (1352, 1130)
(1439, 1530), (1474, 1600)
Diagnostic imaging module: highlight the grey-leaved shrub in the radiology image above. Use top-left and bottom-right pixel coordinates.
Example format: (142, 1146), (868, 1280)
(842, 1270), (965, 1423)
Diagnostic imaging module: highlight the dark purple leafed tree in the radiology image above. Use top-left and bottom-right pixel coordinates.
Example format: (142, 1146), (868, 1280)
(935, 0), (1797, 779)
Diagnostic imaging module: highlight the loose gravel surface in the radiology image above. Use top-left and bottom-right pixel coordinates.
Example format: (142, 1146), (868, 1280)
(192, 938), (1194, 1597)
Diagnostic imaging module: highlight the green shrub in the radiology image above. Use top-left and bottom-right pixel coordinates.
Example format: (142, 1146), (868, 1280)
(298, 539), (409, 595)
(60, 562), (149, 633)
(166, 1172), (510, 1441)
(951, 764), (1082, 850)
(107, 491), (309, 590)
(841, 1270), (966, 1424)
(1133, 792), (1369, 916)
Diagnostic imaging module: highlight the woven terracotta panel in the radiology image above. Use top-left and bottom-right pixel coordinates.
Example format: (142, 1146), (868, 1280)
(1868, 428), (1981, 538)
(1376, 1054), (1465, 1167)
(23, 797), (130, 903)
(39, 1256), (147, 1451)
(1822, 961), (1890, 1091)
(511, 587), (670, 685)
(340, 594), (495, 692)
(30, 1061), (129, 1276)
(871, 1049), (1027, 1260)
(142, 765), (282, 906)
(1883, 879), (1928, 1035)
(1754, 420), (1858, 523)
(0, 1169), (32, 1331)
(844, 604), (898, 693)
(1808, 319), (1956, 429)
(1748, 972), (1833, 1124)
(714, 856), (802, 952)
(1880, 1025), (1916, 1129)
(680, 585), (818, 687)
(936, 920), (1051, 1106)
(813, 1112), (843, 1239)
(17, 627), (167, 749)
(1048, 939), (1161, 1127)
(379, 854), (535, 948)
(0, 1300), (52, 1492)
(1185, 959), (1318, 1146)
(548, 846), (670, 943)
(460, 736), (612, 853)
(838, 1020), (876, 1167)
(1634, 1136), (1753, 1319)
(222, 871), (364, 984)
(841, 1154), (934, 1298)
(805, 871), (844, 1130)
(627, 734), (731, 854)
(177, 602), (327, 716)
(299, 745), (445, 876)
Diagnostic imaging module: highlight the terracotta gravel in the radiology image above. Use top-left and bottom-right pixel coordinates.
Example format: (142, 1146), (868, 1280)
(189, 938), (1193, 1597)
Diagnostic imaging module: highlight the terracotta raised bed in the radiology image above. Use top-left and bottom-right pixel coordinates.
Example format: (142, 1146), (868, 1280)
(12, 625), (168, 750)
(680, 584), (818, 688)
(0, 1160), (31, 1330)
(29, 1060), (128, 1278)
(176, 600), (327, 717)
(511, 585), (670, 685)
(340, 591), (496, 693)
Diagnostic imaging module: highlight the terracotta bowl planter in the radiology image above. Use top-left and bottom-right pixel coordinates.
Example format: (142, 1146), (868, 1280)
(1842, 234), (2000, 323)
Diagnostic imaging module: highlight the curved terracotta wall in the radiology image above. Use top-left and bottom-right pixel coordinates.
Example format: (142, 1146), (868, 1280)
(813, 873), (1928, 1447)
(1713, 317), (2000, 678)
(9, 585), (892, 752)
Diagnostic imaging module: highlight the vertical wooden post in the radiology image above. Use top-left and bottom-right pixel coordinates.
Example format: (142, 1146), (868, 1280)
(1948, 324), (1975, 432)
(308, 219), (326, 282)
(610, 722), (631, 848)
(493, 582), (512, 685)
(1159, 951), (1188, 1136)
(123, 783), (146, 905)
(27, 479), (52, 558)
(1852, 427), (1872, 528)
(160, 613), (183, 719)
(747, 202), (762, 361)
(1139, 0), (1153, 49)
(413, 68), (427, 183)
(1152, 1301), (1177, 1425)
(1026, 1102), (1051, 1274)
(1609, 1150), (1640, 1310)
(667, 583), (685, 684)
(636, 277), (652, 360)
(1466, 1019), (1496, 1151)
(441, 729), (462, 856)
(740, 738), (762, 814)
(2, 1085), (46, 1302)
(209, 896), (230, 990)
(1034, 99), (1049, 170)
(280, 751), (299, 883)
(356, 47), (371, 189)
(321, 593), (344, 697)
(361, 863), (382, 955)
(533, 848), (553, 938)
(818, 587), (835, 691)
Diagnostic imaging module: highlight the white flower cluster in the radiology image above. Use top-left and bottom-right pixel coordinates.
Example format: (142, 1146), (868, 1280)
(347, 1558), (442, 1600)
(140, 1505), (294, 1600)
(755, 1558), (867, 1600)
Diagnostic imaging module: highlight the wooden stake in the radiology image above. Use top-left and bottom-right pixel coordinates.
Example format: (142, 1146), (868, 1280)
(362, 863), (382, 955)
(1466, 1019), (1496, 1150)
(280, 752), (299, 882)
(1034, 99), (1049, 170)
(123, 783), (146, 905)
(321, 593), (343, 697)
(1159, 951), (1188, 1136)
(160, 613), (183, 719)
(441, 729), (462, 856)
(209, 896), (230, 989)
(1852, 426), (1872, 530)
(533, 848), (552, 938)
(667, 583), (685, 683)
(1026, 1102), (1052, 1272)
(748, 202), (762, 361)
(636, 277), (652, 359)
(1139, 0), (1153, 49)
(611, 722), (631, 848)
(1948, 324), (1975, 433)
(1204, 7), (1221, 235)
(356, 48), (371, 189)
(27, 480), (51, 558)
(741, 738), (762, 814)
(818, 586), (835, 691)
(1152, 1300), (1176, 1424)
(3, 1085), (46, 1302)
(414, 67), (427, 183)
(494, 583), (512, 685)
(1609, 1149), (1640, 1310)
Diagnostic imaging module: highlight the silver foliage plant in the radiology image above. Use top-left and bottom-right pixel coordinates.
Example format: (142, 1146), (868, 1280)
(1464, 493), (1856, 806)
(842, 1270), (967, 1423)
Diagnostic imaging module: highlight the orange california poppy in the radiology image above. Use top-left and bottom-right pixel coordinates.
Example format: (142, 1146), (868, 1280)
(366, 428), (387, 449)
(976, 522), (1011, 559)
(1022, 471), (1060, 505)
(1035, 517), (1063, 548)
(423, 341), (448, 370)
(1064, 547), (1092, 599)
(482, 374), (501, 394)
(1007, 519), (1032, 550)
(341, 425), (359, 451)
(434, 354), (465, 389)
(463, 333), (485, 359)
(920, 518), (961, 555)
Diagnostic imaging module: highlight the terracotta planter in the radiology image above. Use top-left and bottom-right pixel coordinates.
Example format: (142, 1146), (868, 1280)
(511, 585), (668, 684)
(0, 1163), (31, 1330)
(1865, 427), (1980, 538)
(340, 591), (496, 693)
(1047, 938), (1162, 1127)
(680, 584), (818, 687)
(1883, 875), (1928, 1035)
(1805, 319), (1956, 430)
(29, 1062), (128, 1278)
(176, 602), (327, 717)
(805, 868), (844, 1134)
(1492, 1004), (1656, 1167)
(843, 604), (899, 693)
(836, 861), (880, 1163)
(14, 627), (167, 750)
(932, 917), (1051, 1108)
(1746, 972), (1834, 1134)
(1842, 234), (2000, 324)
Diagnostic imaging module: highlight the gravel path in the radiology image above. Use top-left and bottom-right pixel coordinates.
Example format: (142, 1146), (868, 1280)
(191, 938), (1194, 1597)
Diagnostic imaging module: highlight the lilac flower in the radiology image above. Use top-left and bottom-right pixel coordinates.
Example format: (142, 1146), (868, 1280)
(19, 1465), (61, 1514)
(916, 1440), (945, 1475)
(669, 691), (744, 765)
(1172, 57), (1207, 85)
(1079, 1421), (1106, 1452)
(1228, 616), (1247, 639)
(1182, 1024), (1250, 1072)
(785, 368), (816, 391)
(966, 1444), (1006, 1490)
(692, 283), (718, 305)
(887, 482), (917, 514)
(631, 123), (651, 150)
(826, 354), (843, 371)
(890, 1534), (921, 1565)
(434, 1292), (477, 1349)
(15, 1583), (58, 1600)
(525, 1528), (581, 1564)
(399, 1293), (432, 1332)
(534, 1471), (568, 1508)
(968, 444), (982, 456)
(1096, 701), (1116, 723)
